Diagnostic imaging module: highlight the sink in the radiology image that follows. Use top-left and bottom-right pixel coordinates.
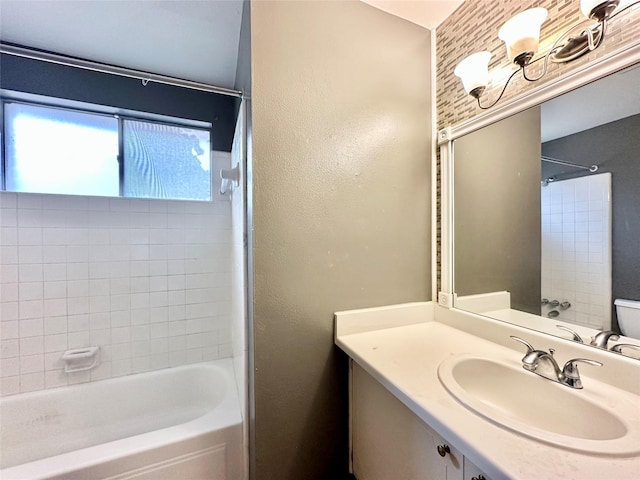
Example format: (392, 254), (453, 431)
(438, 355), (640, 455)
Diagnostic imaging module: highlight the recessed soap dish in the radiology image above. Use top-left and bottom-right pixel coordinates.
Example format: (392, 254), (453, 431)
(61, 347), (100, 373)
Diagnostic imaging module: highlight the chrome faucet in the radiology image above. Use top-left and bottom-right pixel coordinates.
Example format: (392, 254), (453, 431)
(590, 330), (620, 349)
(511, 336), (602, 389)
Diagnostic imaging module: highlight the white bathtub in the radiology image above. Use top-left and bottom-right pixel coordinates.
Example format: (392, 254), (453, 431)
(0, 359), (243, 480)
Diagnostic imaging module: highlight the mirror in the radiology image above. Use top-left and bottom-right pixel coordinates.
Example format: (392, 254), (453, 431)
(452, 63), (640, 359)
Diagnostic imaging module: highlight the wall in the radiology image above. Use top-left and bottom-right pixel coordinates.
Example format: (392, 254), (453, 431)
(234, 3), (251, 478)
(454, 107), (541, 314)
(0, 157), (233, 395)
(542, 114), (640, 329)
(0, 54), (239, 152)
(230, 106), (247, 412)
(250, 1), (432, 479)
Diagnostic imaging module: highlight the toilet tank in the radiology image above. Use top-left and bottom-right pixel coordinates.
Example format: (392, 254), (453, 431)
(614, 299), (640, 339)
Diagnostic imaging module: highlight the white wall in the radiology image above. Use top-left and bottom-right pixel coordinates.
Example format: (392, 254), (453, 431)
(0, 152), (233, 395)
(230, 102), (247, 415)
(229, 101), (248, 480)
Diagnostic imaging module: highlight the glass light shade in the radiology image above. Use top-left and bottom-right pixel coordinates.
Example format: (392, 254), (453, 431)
(580, 0), (619, 18)
(454, 51), (492, 96)
(581, 0), (604, 16)
(498, 8), (548, 64)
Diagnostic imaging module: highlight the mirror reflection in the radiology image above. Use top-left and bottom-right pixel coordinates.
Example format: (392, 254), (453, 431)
(453, 63), (640, 359)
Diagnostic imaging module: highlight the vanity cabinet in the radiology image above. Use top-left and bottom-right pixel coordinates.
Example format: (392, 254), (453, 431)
(351, 361), (491, 480)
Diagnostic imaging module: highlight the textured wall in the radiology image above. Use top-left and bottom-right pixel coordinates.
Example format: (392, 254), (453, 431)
(250, 1), (431, 478)
(437, 0), (640, 129)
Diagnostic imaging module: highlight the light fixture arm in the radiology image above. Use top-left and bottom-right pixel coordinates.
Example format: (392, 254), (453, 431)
(522, 52), (553, 82)
(590, 19), (607, 49)
(475, 68), (522, 110)
(610, 0), (640, 19)
(551, 16), (610, 64)
(523, 16), (602, 81)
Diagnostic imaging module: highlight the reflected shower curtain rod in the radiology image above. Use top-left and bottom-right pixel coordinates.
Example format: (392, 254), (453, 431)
(541, 156), (599, 173)
(0, 43), (243, 98)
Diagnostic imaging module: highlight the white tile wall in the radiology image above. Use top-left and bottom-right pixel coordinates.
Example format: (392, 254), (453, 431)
(230, 105), (248, 421)
(0, 159), (233, 395)
(541, 173), (612, 330)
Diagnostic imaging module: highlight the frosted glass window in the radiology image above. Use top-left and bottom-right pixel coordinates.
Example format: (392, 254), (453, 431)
(123, 120), (211, 200)
(2, 100), (212, 201)
(4, 103), (119, 196)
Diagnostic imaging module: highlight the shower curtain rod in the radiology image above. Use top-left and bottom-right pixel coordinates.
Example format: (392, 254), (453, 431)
(541, 156), (598, 173)
(0, 43), (243, 98)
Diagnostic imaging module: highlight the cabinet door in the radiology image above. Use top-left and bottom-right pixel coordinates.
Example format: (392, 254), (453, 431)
(463, 457), (492, 480)
(351, 362), (463, 480)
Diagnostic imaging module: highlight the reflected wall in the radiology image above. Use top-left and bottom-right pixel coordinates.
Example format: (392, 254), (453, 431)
(542, 114), (640, 330)
(454, 107), (541, 314)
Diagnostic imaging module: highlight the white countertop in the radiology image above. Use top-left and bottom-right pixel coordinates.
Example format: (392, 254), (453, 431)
(335, 303), (640, 480)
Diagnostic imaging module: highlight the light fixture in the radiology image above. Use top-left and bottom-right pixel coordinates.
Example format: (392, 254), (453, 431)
(498, 8), (548, 67)
(581, 0), (619, 20)
(455, 0), (639, 109)
(453, 51), (492, 98)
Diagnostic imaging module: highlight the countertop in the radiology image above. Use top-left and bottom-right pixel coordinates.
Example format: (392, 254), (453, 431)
(335, 303), (640, 480)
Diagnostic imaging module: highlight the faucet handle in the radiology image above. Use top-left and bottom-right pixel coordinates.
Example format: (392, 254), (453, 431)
(561, 358), (603, 389)
(611, 344), (640, 354)
(555, 325), (584, 343)
(563, 358), (603, 374)
(590, 330), (620, 348)
(510, 336), (535, 353)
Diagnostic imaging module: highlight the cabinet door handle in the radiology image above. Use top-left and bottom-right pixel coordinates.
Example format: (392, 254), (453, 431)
(471, 475), (486, 480)
(436, 444), (450, 457)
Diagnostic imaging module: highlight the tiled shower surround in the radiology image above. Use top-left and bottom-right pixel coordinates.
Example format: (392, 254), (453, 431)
(0, 187), (232, 395)
(541, 173), (612, 330)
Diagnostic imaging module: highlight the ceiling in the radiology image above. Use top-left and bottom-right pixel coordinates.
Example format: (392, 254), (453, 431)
(361, 0), (463, 29)
(0, 0), (244, 88)
(541, 63), (640, 142)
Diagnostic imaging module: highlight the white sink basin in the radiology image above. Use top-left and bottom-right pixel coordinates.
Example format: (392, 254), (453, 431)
(438, 355), (640, 455)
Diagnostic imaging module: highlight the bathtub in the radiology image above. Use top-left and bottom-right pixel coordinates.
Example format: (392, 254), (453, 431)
(0, 359), (243, 480)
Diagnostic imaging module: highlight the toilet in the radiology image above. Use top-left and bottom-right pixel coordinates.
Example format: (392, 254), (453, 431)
(614, 299), (640, 339)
